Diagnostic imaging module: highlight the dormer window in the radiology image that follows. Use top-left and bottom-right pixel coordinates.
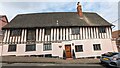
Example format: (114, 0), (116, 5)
(10, 29), (21, 36)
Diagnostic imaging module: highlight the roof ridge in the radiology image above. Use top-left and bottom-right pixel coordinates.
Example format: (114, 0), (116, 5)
(17, 12), (97, 16)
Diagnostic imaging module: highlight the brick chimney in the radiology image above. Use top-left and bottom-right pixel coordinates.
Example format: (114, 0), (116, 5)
(77, 2), (83, 18)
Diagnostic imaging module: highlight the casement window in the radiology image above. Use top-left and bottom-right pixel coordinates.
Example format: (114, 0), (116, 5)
(10, 29), (21, 36)
(75, 45), (83, 52)
(26, 44), (36, 51)
(98, 27), (106, 33)
(71, 27), (80, 35)
(43, 43), (52, 51)
(93, 44), (101, 51)
(45, 28), (51, 35)
(8, 44), (16, 52)
(27, 29), (36, 41)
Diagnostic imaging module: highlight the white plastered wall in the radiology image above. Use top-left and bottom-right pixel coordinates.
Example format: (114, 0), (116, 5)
(52, 43), (63, 58)
(1, 39), (118, 58)
(73, 39), (117, 58)
(2, 43), (52, 56)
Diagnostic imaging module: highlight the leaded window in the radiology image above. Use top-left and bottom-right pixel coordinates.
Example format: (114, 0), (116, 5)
(10, 29), (21, 36)
(45, 28), (51, 35)
(8, 44), (16, 52)
(93, 44), (101, 51)
(98, 27), (106, 33)
(71, 27), (80, 35)
(43, 43), (52, 51)
(27, 29), (36, 41)
(26, 44), (36, 51)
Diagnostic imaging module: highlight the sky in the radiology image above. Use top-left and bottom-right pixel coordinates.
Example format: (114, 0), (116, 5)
(0, 0), (119, 31)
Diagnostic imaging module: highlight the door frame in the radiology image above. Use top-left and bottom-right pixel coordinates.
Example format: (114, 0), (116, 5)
(64, 45), (72, 58)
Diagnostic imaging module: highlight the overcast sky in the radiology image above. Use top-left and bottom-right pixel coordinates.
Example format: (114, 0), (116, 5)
(0, 0), (119, 31)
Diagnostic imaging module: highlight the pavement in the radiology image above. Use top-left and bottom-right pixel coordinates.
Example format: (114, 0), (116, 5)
(0, 57), (109, 68)
(2, 63), (101, 66)
(1, 56), (100, 64)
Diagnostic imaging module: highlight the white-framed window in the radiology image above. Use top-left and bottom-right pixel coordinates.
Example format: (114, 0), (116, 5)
(43, 43), (52, 51)
(75, 45), (83, 52)
(93, 44), (101, 51)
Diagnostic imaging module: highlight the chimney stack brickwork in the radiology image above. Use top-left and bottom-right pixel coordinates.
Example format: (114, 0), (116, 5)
(77, 2), (83, 18)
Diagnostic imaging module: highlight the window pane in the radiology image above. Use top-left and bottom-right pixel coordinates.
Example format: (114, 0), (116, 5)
(93, 44), (101, 51)
(26, 44), (36, 51)
(75, 46), (78, 52)
(75, 45), (83, 52)
(45, 28), (51, 35)
(43, 43), (52, 51)
(8, 44), (16, 52)
(98, 27), (106, 33)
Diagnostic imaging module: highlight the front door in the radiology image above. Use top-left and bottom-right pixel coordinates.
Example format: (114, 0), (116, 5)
(65, 45), (72, 58)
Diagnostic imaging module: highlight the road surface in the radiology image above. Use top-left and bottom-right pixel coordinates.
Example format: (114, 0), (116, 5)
(1, 63), (111, 68)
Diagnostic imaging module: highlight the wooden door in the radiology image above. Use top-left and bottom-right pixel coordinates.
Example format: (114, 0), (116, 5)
(65, 45), (72, 58)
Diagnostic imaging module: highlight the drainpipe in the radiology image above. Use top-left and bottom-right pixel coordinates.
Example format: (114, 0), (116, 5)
(72, 49), (76, 59)
(63, 50), (66, 60)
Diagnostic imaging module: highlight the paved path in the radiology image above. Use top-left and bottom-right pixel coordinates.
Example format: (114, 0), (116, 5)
(2, 63), (101, 66)
(2, 56), (100, 64)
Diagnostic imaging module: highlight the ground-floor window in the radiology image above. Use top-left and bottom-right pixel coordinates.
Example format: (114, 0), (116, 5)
(75, 45), (83, 52)
(8, 44), (16, 52)
(93, 44), (101, 51)
(43, 43), (52, 51)
(26, 44), (36, 51)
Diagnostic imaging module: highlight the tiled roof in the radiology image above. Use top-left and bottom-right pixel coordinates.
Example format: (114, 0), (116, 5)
(3, 12), (113, 29)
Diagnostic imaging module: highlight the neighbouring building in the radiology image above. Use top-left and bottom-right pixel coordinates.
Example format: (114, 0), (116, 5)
(1, 2), (118, 58)
(0, 15), (8, 35)
(0, 15), (8, 56)
(112, 30), (120, 51)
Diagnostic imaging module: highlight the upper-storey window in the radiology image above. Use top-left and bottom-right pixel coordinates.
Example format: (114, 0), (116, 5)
(71, 27), (80, 35)
(98, 27), (106, 33)
(1, 30), (5, 35)
(27, 29), (36, 41)
(45, 28), (51, 35)
(10, 29), (21, 36)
